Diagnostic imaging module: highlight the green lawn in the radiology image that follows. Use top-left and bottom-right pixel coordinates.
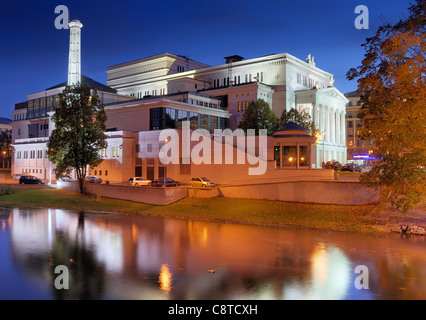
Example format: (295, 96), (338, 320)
(0, 187), (380, 233)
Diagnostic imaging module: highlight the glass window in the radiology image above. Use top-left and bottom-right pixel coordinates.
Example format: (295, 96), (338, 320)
(150, 108), (161, 130)
(274, 146), (281, 167)
(165, 108), (176, 129)
(299, 146), (309, 166)
(282, 146), (297, 167)
(193, 112), (202, 127)
(210, 116), (218, 132)
(27, 100), (34, 119)
(178, 110), (188, 130)
(200, 114), (209, 130)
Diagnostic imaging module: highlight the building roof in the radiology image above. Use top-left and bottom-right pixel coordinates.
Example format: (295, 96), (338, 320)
(0, 117), (12, 125)
(275, 122), (309, 132)
(345, 91), (359, 98)
(46, 75), (117, 93)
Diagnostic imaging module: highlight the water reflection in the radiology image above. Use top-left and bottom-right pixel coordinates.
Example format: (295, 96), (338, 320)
(0, 207), (425, 300)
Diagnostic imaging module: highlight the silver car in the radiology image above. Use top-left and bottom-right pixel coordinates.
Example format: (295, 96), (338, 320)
(85, 176), (102, 184)
(190, 177), (215, 188)
(127, 177), (151, 186)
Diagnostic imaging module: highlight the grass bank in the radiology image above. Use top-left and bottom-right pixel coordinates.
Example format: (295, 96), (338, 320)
(0, 187), (384, 233)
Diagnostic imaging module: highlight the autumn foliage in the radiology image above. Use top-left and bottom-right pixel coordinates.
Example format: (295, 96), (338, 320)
(347, 0), (425, 212)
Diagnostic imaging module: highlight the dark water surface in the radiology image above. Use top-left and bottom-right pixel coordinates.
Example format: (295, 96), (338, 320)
(0, 207), (425, 300)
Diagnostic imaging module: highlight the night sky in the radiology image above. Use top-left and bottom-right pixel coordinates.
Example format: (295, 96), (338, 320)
(0, 0), (413, 119)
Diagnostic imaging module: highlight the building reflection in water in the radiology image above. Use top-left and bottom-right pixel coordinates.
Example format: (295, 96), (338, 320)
(1, 207), (425, 300)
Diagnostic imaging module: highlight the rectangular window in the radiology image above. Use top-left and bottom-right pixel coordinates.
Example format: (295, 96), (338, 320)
(34, 99), (40, 118)
(150, 108), (161, 130)
(190, 112), (198, 130)
(200, 114), (209, 130)
(165, 108), (177, 129)
(178, 110), (188, 130)
(282, 146), (297, 167)
(274, 146), (281, 167)
(299, 146), (310, 166)
(210, 116), (218, 132)
(147, 144), (153, 152)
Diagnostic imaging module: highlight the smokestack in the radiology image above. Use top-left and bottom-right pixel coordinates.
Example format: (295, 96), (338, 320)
(67, 20), (83, 86)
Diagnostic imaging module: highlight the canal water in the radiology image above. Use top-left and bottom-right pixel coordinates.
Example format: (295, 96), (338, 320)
(0, 207), (425, 300)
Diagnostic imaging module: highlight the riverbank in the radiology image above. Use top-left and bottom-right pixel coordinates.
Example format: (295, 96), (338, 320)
(0, 187), (424, 235)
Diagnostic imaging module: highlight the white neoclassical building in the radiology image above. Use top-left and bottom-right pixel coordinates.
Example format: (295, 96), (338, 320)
(11, 20), (347, 184)
(105, 52), (348, 167)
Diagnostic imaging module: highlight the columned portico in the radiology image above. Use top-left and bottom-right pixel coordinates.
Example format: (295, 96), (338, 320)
(295, 87), (348, 168)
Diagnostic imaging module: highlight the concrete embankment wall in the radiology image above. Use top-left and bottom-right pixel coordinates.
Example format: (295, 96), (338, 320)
(55, 180), (379, 206)
(55, 181), (188, 205)
(218, 180), (380, 205)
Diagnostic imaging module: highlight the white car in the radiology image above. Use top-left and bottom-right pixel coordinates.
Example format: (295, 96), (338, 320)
(190, 177), (215, 188)
(127, 177), (151, 186)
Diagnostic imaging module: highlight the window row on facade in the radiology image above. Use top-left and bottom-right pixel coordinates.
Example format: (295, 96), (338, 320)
(212, 72), (264, 88)
(16, 150), (46, 160)
(296, 73), (327, 89)
(26, 95), (60, 119)
(150, 107), (228, 132)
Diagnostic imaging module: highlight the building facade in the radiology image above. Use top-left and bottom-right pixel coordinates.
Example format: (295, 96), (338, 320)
(344, 92), (379, 167)
(11, 21), (348, 184)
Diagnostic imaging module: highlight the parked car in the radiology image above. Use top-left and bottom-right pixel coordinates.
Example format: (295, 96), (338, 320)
(19, 175), (45, 185)
(325, 160), (342, 171)
(57, 176), (76, 182)
(190, 177), (215, 188)
(127, 177), (151, 186)
(85, 176), (102, 184)
(150, 177), (180, 187)
(341, 163), (362, 172)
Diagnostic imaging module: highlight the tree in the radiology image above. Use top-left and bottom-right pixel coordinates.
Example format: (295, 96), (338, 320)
(238, 99), (278, 136)
(346, 0), (425, 212)
(280, 108), (320, 139)
(48, 84), (107, 194)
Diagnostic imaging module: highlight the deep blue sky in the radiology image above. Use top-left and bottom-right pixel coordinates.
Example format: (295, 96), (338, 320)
(0, 0), (414, 119)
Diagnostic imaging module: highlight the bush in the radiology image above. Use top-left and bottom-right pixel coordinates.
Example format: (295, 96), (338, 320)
(0, 185), (15, 196)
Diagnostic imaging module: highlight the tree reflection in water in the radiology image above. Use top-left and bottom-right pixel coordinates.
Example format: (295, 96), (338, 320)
(48, 211), (106, 300)
(2, 207), (425, 300)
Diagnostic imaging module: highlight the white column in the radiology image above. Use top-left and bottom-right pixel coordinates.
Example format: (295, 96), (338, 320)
(341, 112), (346, 147)
(68, 20), (83, 86)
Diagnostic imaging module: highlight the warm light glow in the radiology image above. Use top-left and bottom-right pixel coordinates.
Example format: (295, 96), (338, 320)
(159, 264), (172, 294)
(164, 138), (169, 143)
(301, 157), (305, 161)
(289, 157), (294, 162)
